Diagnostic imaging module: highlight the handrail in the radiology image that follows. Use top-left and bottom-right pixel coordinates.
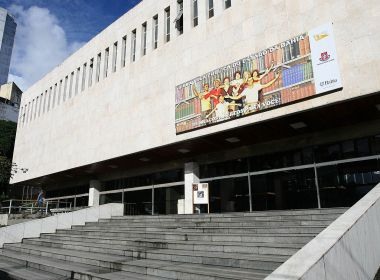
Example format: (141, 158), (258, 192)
(0, 199), (73, 215)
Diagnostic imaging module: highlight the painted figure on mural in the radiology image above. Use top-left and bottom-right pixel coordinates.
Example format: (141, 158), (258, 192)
(228, 70), (279, 113)
(203, 79), (224, 108)
(192, 83), (212, 118)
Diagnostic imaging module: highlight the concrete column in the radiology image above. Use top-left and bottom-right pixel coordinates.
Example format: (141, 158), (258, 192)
(88, 180), (102, 207)
(198, 0), (207, 26)
(214, 0), (224, 17)
(158, 8), (167, 47)
(124, 33), (131, 67)
(182, 0), (192, 33)
(170, 0), (178, 40)
(184, 162), (200, 214)
(134, 26), (142, 61)
(145, 18), (152, 54)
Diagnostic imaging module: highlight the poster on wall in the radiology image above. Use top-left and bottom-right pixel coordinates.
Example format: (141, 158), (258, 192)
(193, 183), (209, 205)
(175, 22), (342, 134)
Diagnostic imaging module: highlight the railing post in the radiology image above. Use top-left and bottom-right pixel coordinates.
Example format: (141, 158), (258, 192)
(45, 201), (49, 215)
(74, 195), (77, 209)
(314, 163), (322, 209)
(8, 200), (12, 215)
(152, 185), (155, 216)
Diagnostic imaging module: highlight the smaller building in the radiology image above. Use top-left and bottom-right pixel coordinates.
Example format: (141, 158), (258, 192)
(0, 82), (22, 123)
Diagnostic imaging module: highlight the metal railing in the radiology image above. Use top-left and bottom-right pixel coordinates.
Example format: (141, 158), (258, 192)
(0, 199), (72, 215)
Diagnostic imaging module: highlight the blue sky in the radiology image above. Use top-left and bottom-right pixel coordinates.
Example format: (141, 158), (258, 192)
(0, 0), (141, 90)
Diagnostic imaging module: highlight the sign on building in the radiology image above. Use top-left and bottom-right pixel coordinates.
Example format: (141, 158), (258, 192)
(175, 23), (342, 134)
(193, 183), (209, 205)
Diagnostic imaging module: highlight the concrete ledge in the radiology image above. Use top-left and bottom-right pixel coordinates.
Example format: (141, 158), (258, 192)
(265, 183), (380, 280)
(0, 203), (123, 248)
(0, 214), (8, 226)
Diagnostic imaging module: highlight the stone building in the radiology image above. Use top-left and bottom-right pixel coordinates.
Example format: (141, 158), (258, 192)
(0, 82), (22, 122)
(11, 0), (380, 214)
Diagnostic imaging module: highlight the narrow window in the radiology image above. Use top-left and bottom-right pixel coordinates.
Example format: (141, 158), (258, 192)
(23, 104), (27, 124)
(142, 23), (147, 56)
(43, 90), (47, 113)
(29, 100), (32, 121)
(34, 96), (40, 118)
(208, 0), (214, 18)
(47, 87), (52, 111)
(75, 68), (80, 95)
(121, 36), (127, 67)
(112, 42), (118, 72)
(96, 53), (101, 82)
(19, 106), (23, 124)
(58, 80), (62, 105)
(31, 99), (35, 120)
(104, 48), (109, 78)
(38, 93), (43, 116)
(88, 58), (94, 87)
(153, 15), (158, 49)
(131, 29), (137, 62)
(26, 103), (30, 123)
(175, 1), (183, 34)
(224, 0), (231, 9)
(69, 72), (74, 97)
(192, 0), (198, 27)
(22, 105), (26, 124)
(82, 63), (87, 91)
(52, 83), (57, 108)
(34, 98), (38, 119)
(63, 76), (68, 101)
(165, 7), (170, 42)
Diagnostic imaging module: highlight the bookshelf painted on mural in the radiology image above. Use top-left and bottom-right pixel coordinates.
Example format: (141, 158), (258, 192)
(175, 22), (342, 134)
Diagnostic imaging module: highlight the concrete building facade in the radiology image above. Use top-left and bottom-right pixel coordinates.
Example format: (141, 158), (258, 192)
(0, 7), (16, 85)
(11, 0), (380, 214)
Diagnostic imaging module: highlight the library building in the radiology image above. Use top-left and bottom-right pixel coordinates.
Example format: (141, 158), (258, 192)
(11, 0), (380, 215)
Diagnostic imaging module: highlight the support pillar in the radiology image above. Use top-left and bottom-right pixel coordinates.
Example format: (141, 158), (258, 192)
(88, 180), (102, 207)
(184, 162), (200, 214)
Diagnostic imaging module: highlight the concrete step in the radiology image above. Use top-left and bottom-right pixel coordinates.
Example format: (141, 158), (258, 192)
(104, 213), (344, 223)
(1, 247), (271, 280)
(88, 219), (334, 227)
(70, 224), (325, 234)
(25, 235), (303, 256)
(3, 242), (288, 271)
(0, 208), (347, 279)
(51, 229), (315, 243)
(104, 208), (347, 220)
(119, 259), (269, 280)
(0, 249), (170, 280)
(0, 255), (64, 280)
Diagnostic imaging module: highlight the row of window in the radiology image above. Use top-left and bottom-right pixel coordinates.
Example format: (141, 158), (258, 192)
(19, 0), (232, 126)
(200, 135), (380, 178)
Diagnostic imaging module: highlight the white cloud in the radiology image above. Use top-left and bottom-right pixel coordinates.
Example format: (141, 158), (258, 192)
(7, 5), (84, 91)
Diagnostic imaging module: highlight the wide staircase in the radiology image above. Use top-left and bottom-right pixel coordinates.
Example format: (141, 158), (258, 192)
(0, 208), (347, 280)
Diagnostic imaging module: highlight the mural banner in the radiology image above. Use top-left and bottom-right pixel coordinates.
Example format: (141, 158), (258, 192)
(175, 23), (342, 134)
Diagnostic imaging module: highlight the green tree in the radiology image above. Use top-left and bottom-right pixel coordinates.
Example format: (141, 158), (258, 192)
(0, 120), (17, 197)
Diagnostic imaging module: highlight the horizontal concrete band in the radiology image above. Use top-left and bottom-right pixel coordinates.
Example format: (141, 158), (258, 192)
(265, 182), (380, 280)
(0, 203), (124, 248)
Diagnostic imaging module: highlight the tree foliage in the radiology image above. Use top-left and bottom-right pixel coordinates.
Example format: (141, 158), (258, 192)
(0, 120), (17, 196)
(0, 120), (17, 158)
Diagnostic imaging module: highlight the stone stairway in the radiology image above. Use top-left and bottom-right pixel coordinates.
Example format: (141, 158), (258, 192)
(0, 208), (347, 280)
